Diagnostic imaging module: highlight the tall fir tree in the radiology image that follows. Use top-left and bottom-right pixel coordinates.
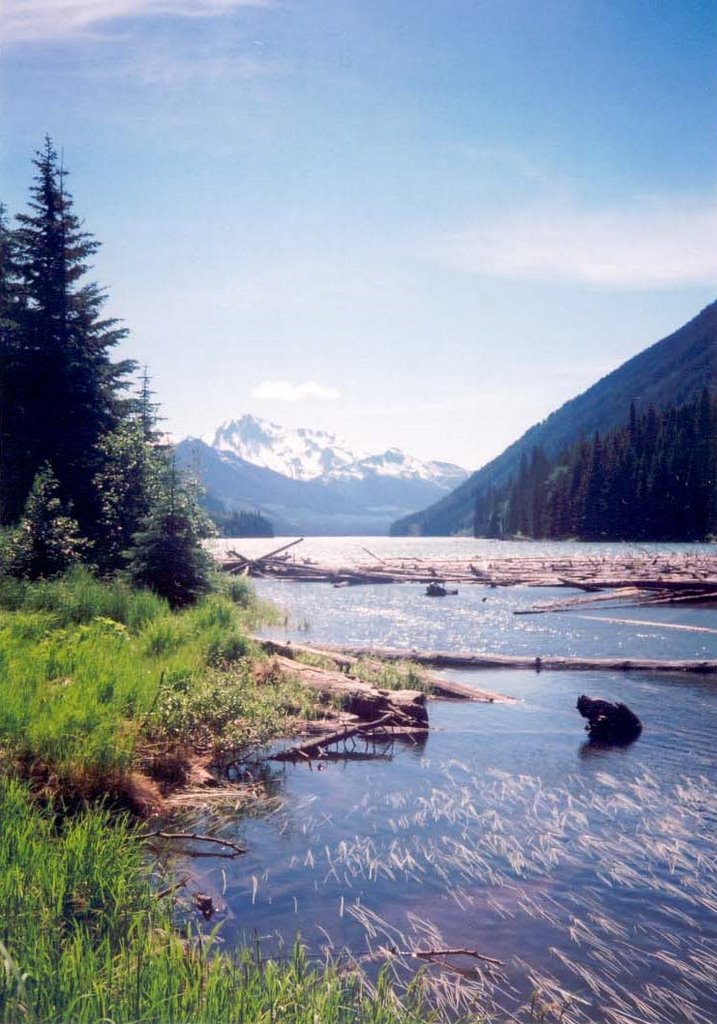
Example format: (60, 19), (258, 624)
(3, 138), (136, 532)
(0, 203), (29, 524)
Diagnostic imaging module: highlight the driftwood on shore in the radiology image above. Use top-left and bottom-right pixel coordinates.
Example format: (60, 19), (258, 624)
(256, 638), (521, 760)
(218, 543), (717, 605)
(258, 639), (515, 702)
(267, 652), (429, 725)
(270, 713), (403, 762)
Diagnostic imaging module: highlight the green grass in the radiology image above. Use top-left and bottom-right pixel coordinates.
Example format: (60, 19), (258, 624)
(0, 569), (313, 793)
(0, 567), (167, 630)
(292, 652), (434, 695)
(0, 777), (438, 1024)
(0, 570), (457, 1023)
(346, 659), (434, 695)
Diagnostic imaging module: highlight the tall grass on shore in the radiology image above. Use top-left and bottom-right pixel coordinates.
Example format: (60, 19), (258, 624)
(0, 777), (438, 1024)
(0, 568), (310, 796)
(0, 570), (444, 1023)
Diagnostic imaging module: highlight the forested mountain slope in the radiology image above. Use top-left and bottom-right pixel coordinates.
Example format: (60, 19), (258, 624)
(391, 300), (717, 536)
(493, 392), (716, 541)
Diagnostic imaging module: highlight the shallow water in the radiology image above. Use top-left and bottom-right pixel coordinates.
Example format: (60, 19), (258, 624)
(255, 579), (717, 662)
(184, 540), (717, 1022)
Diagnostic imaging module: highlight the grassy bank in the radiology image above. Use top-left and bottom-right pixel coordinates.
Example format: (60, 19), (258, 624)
(0, 777), (435, 1024)
(0, 568), (312, 803)
(0, 569), (444, 1023)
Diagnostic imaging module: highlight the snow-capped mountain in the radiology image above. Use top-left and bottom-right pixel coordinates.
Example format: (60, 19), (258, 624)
(204, 416), (358, 481)
(179, 415), (468, 536)
(203, 415), (466, 489)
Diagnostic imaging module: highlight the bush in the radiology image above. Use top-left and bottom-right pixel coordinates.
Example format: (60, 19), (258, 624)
(5, 464), (90, 580)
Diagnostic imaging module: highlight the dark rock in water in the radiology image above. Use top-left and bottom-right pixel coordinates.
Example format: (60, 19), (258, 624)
(425, 582), (458, 597)
(576, 694), (642, 744)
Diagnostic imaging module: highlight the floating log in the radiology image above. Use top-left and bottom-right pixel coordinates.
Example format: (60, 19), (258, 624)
(362, 546), (388, 564)
(306, 643), (717, 675)
(516, 584), (717, 615)
(515, 587), (651, 615)
(215, 548), (717, 595)
(573, 614), (717, 636)
(389, 947), (505, 968)
(252, 537), (305, 564)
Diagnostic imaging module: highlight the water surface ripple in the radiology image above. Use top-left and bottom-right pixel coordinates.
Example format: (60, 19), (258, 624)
(188, 541), (717, 1022)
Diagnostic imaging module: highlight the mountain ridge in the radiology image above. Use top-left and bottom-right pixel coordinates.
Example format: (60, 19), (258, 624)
(391, 300), (717, 536)
(203, 414), (466, 487)
(178, 415), (468, 535)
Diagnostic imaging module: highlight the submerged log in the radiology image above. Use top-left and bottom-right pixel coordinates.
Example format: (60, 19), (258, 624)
(270, 713), (399, 761)
(426, 581), (458, 597)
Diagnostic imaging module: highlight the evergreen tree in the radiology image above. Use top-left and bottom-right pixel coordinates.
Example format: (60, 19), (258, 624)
(92, 366), (169, 572)
(489, 395), (717, 542)
(214, 509), (274, 538)
(0, 203), (30, 524)
(137, 365), (162, 443)
(125, 459), (213, 608)
(92, 420), (168, 572)
(5, 138), (135, 532)
(7, 463), (88, 579)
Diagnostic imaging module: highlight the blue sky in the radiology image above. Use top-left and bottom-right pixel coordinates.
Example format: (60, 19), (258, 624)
(2, 0), (716, 468)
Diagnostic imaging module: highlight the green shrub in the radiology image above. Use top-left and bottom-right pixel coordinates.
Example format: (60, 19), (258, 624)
(4, 464), (90, 580)
(126, 507), (213, 609)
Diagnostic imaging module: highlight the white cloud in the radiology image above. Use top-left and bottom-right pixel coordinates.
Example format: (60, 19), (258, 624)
(434, 195), (717, 289)
(251, 380), (341, 402)
(2, 0), (270, 44)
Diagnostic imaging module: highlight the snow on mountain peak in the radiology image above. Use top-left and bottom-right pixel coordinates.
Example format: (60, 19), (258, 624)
(204, 415), (360, 481)
(201, 414), (466, 487)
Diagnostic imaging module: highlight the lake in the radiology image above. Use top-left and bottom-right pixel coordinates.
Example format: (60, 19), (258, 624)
(186, 539), (717, 1023)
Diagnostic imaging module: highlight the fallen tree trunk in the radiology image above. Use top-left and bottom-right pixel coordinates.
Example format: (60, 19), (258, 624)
(267, 653), (429, 726)
(216, 549), (717, 591)
(514, 587), (645, 615)
(307, 644), (717, 674)
(257, 639), (514, 702)
(572, 614), (717, 635)
(269, 713), (399, 761)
